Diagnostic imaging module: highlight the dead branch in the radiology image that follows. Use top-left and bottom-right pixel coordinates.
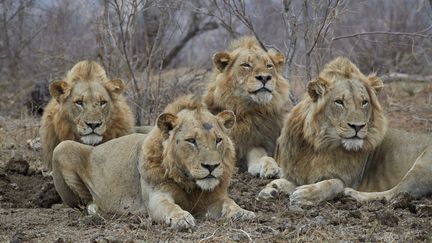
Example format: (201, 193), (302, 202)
(380, 72), (432, 82)
(332, 31), (431, 41)
(224, 0), (267, 50)
(163, 17), (218, 67)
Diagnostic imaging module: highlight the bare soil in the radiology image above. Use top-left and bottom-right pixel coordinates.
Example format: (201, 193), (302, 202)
(1, 80), (432, 242)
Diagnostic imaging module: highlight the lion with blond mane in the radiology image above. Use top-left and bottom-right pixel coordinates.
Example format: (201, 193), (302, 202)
(52, 96), (255, 230)
(259, 57), (432, 204)
(204, 36), (289, 178)
(40, 60), (134, 171)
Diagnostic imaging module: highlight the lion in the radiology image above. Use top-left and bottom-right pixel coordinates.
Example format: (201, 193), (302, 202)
(258, 57), (432, 205)
(40, 60), (134, 171)
(52, 95), (255, 230)
(204, 36), (289, 178)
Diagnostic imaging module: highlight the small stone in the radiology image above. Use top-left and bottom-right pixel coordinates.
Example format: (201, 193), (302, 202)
(10, 183), (19, 190)
(27, 137), (42, 151)
(314, 215), (327, 225)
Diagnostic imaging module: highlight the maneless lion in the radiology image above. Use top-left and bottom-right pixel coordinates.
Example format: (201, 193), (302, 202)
(204, 36), (289, 178)
(258, 57), (432, 204)
(40, 60), (134, 171)
(52, 96), (255, 230)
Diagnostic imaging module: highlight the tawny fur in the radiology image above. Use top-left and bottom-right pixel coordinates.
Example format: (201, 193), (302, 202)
(204, 36), (289, 170)
(277, 57), (387, 186)
(40, 60), (134, 171)
(262, 57), (432, 204)
(139, 95), (235, 213)
(52, 96), (255, 229)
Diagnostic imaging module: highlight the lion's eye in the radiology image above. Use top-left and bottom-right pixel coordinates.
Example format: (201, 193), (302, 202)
(267, 64), (273, 69)
(362, 100), (369, 106)
(216, 137), (222, 144)
(334, 99), (344, 106)
(75, 100), (83, 107)
(100, 100), (107, 107)
(241, 63), (251, 69)
(185, 138), (196, 145)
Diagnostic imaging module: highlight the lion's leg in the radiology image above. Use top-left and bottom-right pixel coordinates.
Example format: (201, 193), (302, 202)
(246, 147), (281, 178)
(147, 191), (195, 230)
(206, 195), (255, 221)
(52, 141), (93, 210)
(345, 145), (432, 202)
(290, 179), (345, 205)
(257, 178), (296, 200)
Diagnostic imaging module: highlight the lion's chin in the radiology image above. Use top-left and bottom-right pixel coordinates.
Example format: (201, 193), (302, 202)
(250, 91), (273, 104)
(196, 178), (220, 191)
(80, 134), (103, 145)
(341, 138), (364, 151)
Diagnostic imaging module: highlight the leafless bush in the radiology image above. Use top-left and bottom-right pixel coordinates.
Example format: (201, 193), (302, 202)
(1, 0), (431, 120)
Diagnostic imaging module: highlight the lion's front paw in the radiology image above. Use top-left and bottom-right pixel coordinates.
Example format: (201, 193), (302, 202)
(290, 184), (322, 206)
(258, 186), (279, 200)
(227, 208), (256, 221)
(257, 179), (296, 200)
(248, 156), (281, 179)
(165, 210), (196, 230)
(221, 202), (256, 221)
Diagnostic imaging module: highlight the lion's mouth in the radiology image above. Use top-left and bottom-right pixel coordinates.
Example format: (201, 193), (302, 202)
(348, 135), (361, 139)
(201, 174), (216, 179)
(80, 134), (103, 145)
(250, 87), (272, 94)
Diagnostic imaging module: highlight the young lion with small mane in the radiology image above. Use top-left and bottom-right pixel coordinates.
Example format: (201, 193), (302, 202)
(259, 57), (432, 205)
(40, 60), (134, 171)
(204, 36), (289, 178)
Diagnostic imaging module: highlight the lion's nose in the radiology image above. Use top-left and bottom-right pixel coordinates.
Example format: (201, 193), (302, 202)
(255, 75), (272, 84)
(86, 122), (102, 130)
(348, 123), (365, 133)
(201, 163), (220, 173)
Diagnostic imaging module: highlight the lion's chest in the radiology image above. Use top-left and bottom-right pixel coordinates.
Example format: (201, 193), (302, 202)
(230, 112), (283, 159)
(285, 150), (367, 187)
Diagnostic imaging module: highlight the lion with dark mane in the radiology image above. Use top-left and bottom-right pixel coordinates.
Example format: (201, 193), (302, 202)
(259, 57), (432, 204)
(204, 36), (289, 178)
(40, 60), (134, 171)
(52, 95), (255, 230)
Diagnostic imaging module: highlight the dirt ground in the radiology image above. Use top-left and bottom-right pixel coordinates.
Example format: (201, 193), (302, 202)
(1, 80), (432, 242)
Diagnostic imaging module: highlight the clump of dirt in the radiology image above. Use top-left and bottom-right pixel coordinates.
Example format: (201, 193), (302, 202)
(31, 181), (62, 208)
(1, 159), (60, 209)
(6, 158), (30, 175)
(376, 210), (399, 227)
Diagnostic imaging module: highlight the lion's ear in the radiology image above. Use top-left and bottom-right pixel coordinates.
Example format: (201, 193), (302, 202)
(307, 77), (329, 102)
(367, 75), (383, 93)
(213, 52), (231, 72)
(106, 79), (125, 95)
(157, 113), (178, 135)
(268, 48), (285, 70)
(217, 110), (236, 130)
(49, 80), (71, 102)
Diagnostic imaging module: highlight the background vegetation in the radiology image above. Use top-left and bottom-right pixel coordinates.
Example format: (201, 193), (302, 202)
(1, 0), (431, 124)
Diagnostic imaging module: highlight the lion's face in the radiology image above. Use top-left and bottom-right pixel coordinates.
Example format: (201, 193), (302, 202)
(157, 109), (235, 191)
(49, 78), (125, 145)
(323, 79), (372, 151)
(213, 47), (285, 105)
(307, 73), (385, 152)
